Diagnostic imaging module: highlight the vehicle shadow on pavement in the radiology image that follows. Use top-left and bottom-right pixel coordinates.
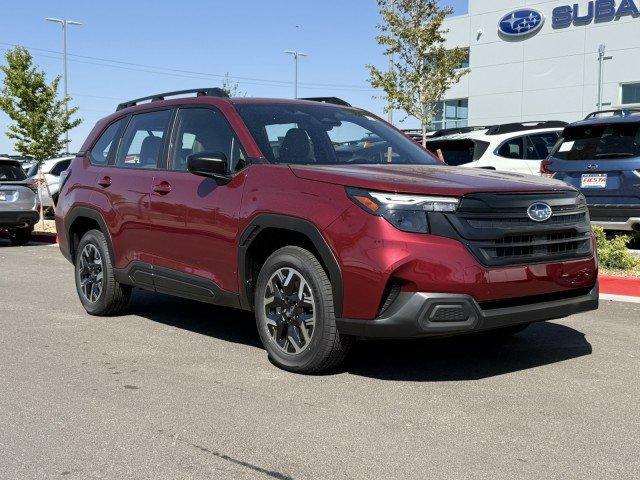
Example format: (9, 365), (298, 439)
(129, 289), (592, 380)
(345, 322), (592, 381)
(0, 238), (53, 248)
(128, 289), (263, 348)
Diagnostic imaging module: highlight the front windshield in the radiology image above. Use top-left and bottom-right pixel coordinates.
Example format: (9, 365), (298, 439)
(234, 103), (439, 165)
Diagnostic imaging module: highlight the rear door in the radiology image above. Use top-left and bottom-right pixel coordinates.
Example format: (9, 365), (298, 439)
(525, 131), (561, 174)
(550, 122), (640, 209)
(147, 106), (249, 296)
(494, 135), (531, 174)
(99, 109), (172, 268)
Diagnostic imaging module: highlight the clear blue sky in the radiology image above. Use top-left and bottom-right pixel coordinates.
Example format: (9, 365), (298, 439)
(0, 0), (468, 155)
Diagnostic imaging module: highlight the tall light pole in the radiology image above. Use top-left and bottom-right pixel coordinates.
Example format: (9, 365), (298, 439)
(284, 50), (307, 99)
(387, 52), (394, 125)
(597, 44), (605, 111)
(46, 17), (82, 153)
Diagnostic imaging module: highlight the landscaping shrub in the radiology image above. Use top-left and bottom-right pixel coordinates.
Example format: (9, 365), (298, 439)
(593, 226), (640, 271)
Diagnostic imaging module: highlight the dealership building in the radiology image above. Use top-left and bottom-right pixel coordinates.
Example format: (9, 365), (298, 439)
(434, 0), (640, 130)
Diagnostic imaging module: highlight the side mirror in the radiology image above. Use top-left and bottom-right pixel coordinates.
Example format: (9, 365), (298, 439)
(187, 152), (232, 184)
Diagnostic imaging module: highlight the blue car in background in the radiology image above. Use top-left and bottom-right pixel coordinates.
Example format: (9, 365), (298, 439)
(544, 109), (640, 235)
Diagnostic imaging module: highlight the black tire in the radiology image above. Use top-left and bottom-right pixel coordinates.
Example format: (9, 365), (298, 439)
(9, 227), (31, 246)
(254, 246), (354, 373)
(74, 229), (131, 316)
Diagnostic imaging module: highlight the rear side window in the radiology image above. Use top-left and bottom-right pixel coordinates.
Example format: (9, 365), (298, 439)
(552, 123), (640, 160)
(50, 159), (72, 176)
(0, 163), (26, 181)
(497, 137), (524, 159)
(116, 110), (172, 169)
(526, 132), (560, 160)
(170, 108), (246, 172)
(89, 119), (124, 165)
(425, 139), (485, 166)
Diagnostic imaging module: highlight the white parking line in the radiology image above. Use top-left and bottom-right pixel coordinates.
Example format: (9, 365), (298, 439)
(600, 293), (640, 304)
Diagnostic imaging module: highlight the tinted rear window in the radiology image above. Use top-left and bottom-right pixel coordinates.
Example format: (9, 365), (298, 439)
(425, 139), (489, 166)
(0, 162), (27, 181)
(553, 123), (640, 160)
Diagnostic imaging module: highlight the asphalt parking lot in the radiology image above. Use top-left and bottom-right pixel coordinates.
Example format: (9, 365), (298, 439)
(1, 242), (639, 479)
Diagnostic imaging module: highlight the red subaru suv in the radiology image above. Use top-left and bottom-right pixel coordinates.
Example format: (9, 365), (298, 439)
(56, 89), (598, 373)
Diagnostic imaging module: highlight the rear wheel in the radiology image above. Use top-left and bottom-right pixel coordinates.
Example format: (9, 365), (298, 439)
(9, 227), (31, 246)
(254, 246), (353, 373)
(75, 229), (131, 316)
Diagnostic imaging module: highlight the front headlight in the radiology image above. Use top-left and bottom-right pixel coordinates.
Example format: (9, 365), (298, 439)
(346, 187), (459, 233)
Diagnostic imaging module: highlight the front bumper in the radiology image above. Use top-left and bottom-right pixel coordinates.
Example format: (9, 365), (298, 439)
(0, 210), (39, 228)
(588, 205), (640, 232)
(337, 282), (598, 338)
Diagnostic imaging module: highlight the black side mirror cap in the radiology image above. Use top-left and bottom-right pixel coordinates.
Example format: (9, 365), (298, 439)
(187, 152), (232, 184)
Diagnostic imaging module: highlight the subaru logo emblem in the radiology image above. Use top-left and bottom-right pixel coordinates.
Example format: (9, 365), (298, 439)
(527, 202), (553, 222)
(499, 9), (545, 37)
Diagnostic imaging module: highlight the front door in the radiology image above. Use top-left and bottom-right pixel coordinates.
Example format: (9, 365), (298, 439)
(148, 106), (249, 296)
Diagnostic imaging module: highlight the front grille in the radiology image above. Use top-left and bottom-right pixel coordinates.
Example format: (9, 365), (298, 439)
(467, 212), (586, 229)
(430, 191), (593, 267)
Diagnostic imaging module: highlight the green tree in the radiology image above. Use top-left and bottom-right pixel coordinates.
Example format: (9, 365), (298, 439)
(0, 46), (81, 159)
(367, 0), (469, 146)
(221, 72), (246, 97)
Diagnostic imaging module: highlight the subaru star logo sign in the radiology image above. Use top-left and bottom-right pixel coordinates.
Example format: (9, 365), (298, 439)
(499, 9), (545, 37)
(527, 202), (553, 222)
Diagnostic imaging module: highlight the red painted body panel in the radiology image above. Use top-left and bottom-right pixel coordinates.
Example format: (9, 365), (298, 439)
(290, 164), (572, 196)
(148, 169), (247, 292)
(322, 204), (597, 319)
(58, 95), (598, 325)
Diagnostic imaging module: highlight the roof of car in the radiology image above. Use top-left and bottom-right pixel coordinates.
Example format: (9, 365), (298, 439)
(425, 126), (564, 143)
(0, 158), (21, 166)
(569, 112), (640, 128)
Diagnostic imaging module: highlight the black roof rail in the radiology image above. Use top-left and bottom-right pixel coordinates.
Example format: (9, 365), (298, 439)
(116, 87), (229, 111)
(584, 108), (640, 119)
(300, 97), (351, 107)
(485, 120), (568, 135)
(429, 125), (490, 138)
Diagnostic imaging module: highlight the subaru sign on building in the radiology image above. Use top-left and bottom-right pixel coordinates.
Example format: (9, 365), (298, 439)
(433, 0), (640, 131)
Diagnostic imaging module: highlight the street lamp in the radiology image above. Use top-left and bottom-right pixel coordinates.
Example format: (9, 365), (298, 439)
(284, 50), (307, 99)
(45, 17), (82, 153)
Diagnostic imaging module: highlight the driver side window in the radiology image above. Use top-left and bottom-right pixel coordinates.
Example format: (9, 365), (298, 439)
(170, 107), (247, 172)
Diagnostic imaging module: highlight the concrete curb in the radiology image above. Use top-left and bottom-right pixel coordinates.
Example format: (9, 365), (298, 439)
(600, 275), (640, 297)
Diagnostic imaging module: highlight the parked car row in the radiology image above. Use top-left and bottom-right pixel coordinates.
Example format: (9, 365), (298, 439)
(410, 109), (640, 236)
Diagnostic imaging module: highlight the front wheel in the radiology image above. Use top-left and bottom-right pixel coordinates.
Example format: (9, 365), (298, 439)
(254, 246), (354, 373)
(75, 229), (131, 316)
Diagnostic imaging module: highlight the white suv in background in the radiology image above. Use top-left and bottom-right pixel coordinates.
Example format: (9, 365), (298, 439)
(424, 121), (566, 176)
(26, 156), (73, 207)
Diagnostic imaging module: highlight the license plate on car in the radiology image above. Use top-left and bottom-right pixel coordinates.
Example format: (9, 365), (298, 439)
(581, 173), (607, 188)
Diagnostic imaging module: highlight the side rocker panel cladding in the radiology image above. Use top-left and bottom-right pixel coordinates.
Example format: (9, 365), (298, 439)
(238, 214), (344, 316)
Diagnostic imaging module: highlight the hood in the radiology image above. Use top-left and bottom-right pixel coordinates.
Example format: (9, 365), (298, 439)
(289, 164), (573, 196)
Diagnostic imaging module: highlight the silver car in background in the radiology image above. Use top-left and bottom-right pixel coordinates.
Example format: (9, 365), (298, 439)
(0, 159), (39, 245)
